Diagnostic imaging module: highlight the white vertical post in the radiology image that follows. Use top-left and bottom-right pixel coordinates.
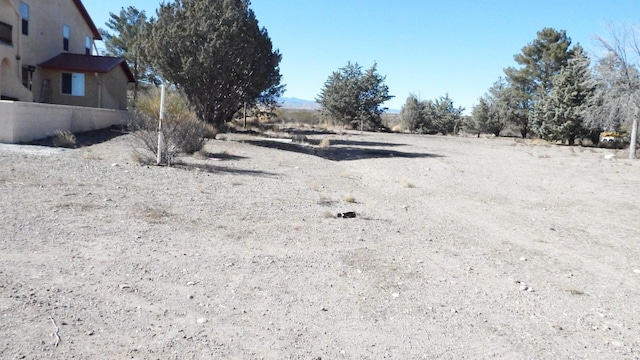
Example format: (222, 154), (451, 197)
(629, 116), (638, 159)
(243, 102), (247, 129)
(157, 84), (166, 165)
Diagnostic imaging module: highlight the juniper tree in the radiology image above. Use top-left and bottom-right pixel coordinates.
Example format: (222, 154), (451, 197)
(400, 94), (426, 133)
(317, 62), (393, 130)
(145, 0), (284, 129)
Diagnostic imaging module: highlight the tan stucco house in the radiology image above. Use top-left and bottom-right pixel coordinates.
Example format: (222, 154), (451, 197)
(0, 0), (134, 110)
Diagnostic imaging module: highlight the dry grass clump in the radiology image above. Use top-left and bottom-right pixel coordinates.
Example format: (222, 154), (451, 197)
(318, 138), (331, 149)
(399, 178), (416, 188)
(321, 211), (335, 219)
(317, 196), (334, 206)
(567, 288), (585, 296)
(391, 123), (405, 133)
(82, 149), (102, 160)
(342, 194), (357, 203)
(202, 123), (218, 139)
(52, 130), (76, 148)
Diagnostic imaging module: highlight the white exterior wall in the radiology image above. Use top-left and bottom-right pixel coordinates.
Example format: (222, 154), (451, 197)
(0, 100), (128, 143)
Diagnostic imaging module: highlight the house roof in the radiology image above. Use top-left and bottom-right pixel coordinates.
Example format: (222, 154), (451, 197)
(73, 0), (102, 40)
(39, 53), (136, 82)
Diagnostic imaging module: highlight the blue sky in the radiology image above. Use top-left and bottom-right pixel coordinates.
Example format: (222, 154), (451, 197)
(84, 0), (640, 113)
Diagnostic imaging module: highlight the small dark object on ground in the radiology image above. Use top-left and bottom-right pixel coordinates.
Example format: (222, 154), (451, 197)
(337, 211), (356, 218)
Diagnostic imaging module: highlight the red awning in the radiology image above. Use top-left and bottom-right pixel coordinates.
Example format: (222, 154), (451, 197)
(39, 53), (135, 83)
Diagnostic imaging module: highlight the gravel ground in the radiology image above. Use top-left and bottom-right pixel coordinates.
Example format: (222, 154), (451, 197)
(1, 128), (639, 359)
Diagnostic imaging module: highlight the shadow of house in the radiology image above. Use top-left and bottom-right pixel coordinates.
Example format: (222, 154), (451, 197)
(27, 125), (127, 147)
(242, 139), (442, 162)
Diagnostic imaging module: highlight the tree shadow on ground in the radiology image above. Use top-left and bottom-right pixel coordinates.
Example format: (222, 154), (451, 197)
(242, 139), (442, 161)
(305, 139), (406, 148)
(280, 127), (338, 136)
(197, 151), (248, 161)
(172, 161), (279, 177)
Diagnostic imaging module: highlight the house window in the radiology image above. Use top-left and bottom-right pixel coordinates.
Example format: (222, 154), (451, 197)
(63, 25), (70, 51)
(20, 2), (29, 36)
(85, 36), (91, 55)
(61, 73), (85, 96)
(0, 22), (12, 45)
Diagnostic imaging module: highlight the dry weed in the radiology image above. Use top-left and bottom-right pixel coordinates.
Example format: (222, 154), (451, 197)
(399, 178), (416, 188)
(130, 150), (154, 165)
(137, 206), (173, 224)
(202, 123), (218, 139)
(82, 149), (102, 160)
(317, 196), (334, 206)
(322, 211), (335, 218)
(567, 288), (585, 296)
(342, 194), (357, 203)
(318, 138), (331, 149)
(52, 130), (76, 148)
(310, 181), (319, 191)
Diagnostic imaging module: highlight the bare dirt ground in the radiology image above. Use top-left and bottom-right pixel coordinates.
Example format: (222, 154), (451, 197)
(1, 128), (639, 359)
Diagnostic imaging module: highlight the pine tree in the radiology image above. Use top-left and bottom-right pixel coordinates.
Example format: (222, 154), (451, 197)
(504, 28), (576, 138)
(533, 47), (595, 145)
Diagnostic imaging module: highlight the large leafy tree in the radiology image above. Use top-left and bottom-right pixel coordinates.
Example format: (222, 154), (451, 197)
(532, 47), (595, 145)
(504, 28), (575, 137)
(317, 62), (393, 130)
(145, 0), (284, 129)
(100, 6), (157, 103)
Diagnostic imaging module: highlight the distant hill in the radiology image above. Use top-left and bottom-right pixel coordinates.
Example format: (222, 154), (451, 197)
(279, 97), (399, 113)
(279, 97), (320, 110)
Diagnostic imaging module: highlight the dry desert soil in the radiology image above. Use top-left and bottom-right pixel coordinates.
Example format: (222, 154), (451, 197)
(1, 128), (639, 359)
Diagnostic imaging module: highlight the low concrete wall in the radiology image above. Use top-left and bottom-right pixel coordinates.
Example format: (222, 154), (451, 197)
(0, 101), (129, 143)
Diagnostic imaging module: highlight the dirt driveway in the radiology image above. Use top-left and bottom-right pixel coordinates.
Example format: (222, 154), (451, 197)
(1, 129), (639, 359)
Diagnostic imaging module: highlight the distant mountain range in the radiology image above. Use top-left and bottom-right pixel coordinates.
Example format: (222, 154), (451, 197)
(278, 97), (399, 113)
(278, 97), (321, 110)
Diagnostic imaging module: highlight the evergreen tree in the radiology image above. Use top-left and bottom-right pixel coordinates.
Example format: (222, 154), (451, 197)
(504, 28), (575, 137)
(469, 78), (510, 137)
(400, 94), (425, 133)
(145, 0), (284, 129)
(317, 62), (393, 130)
(532, 48), (595, 145)
(428, 94), (465, 135)
(100, 6), (157, 103)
